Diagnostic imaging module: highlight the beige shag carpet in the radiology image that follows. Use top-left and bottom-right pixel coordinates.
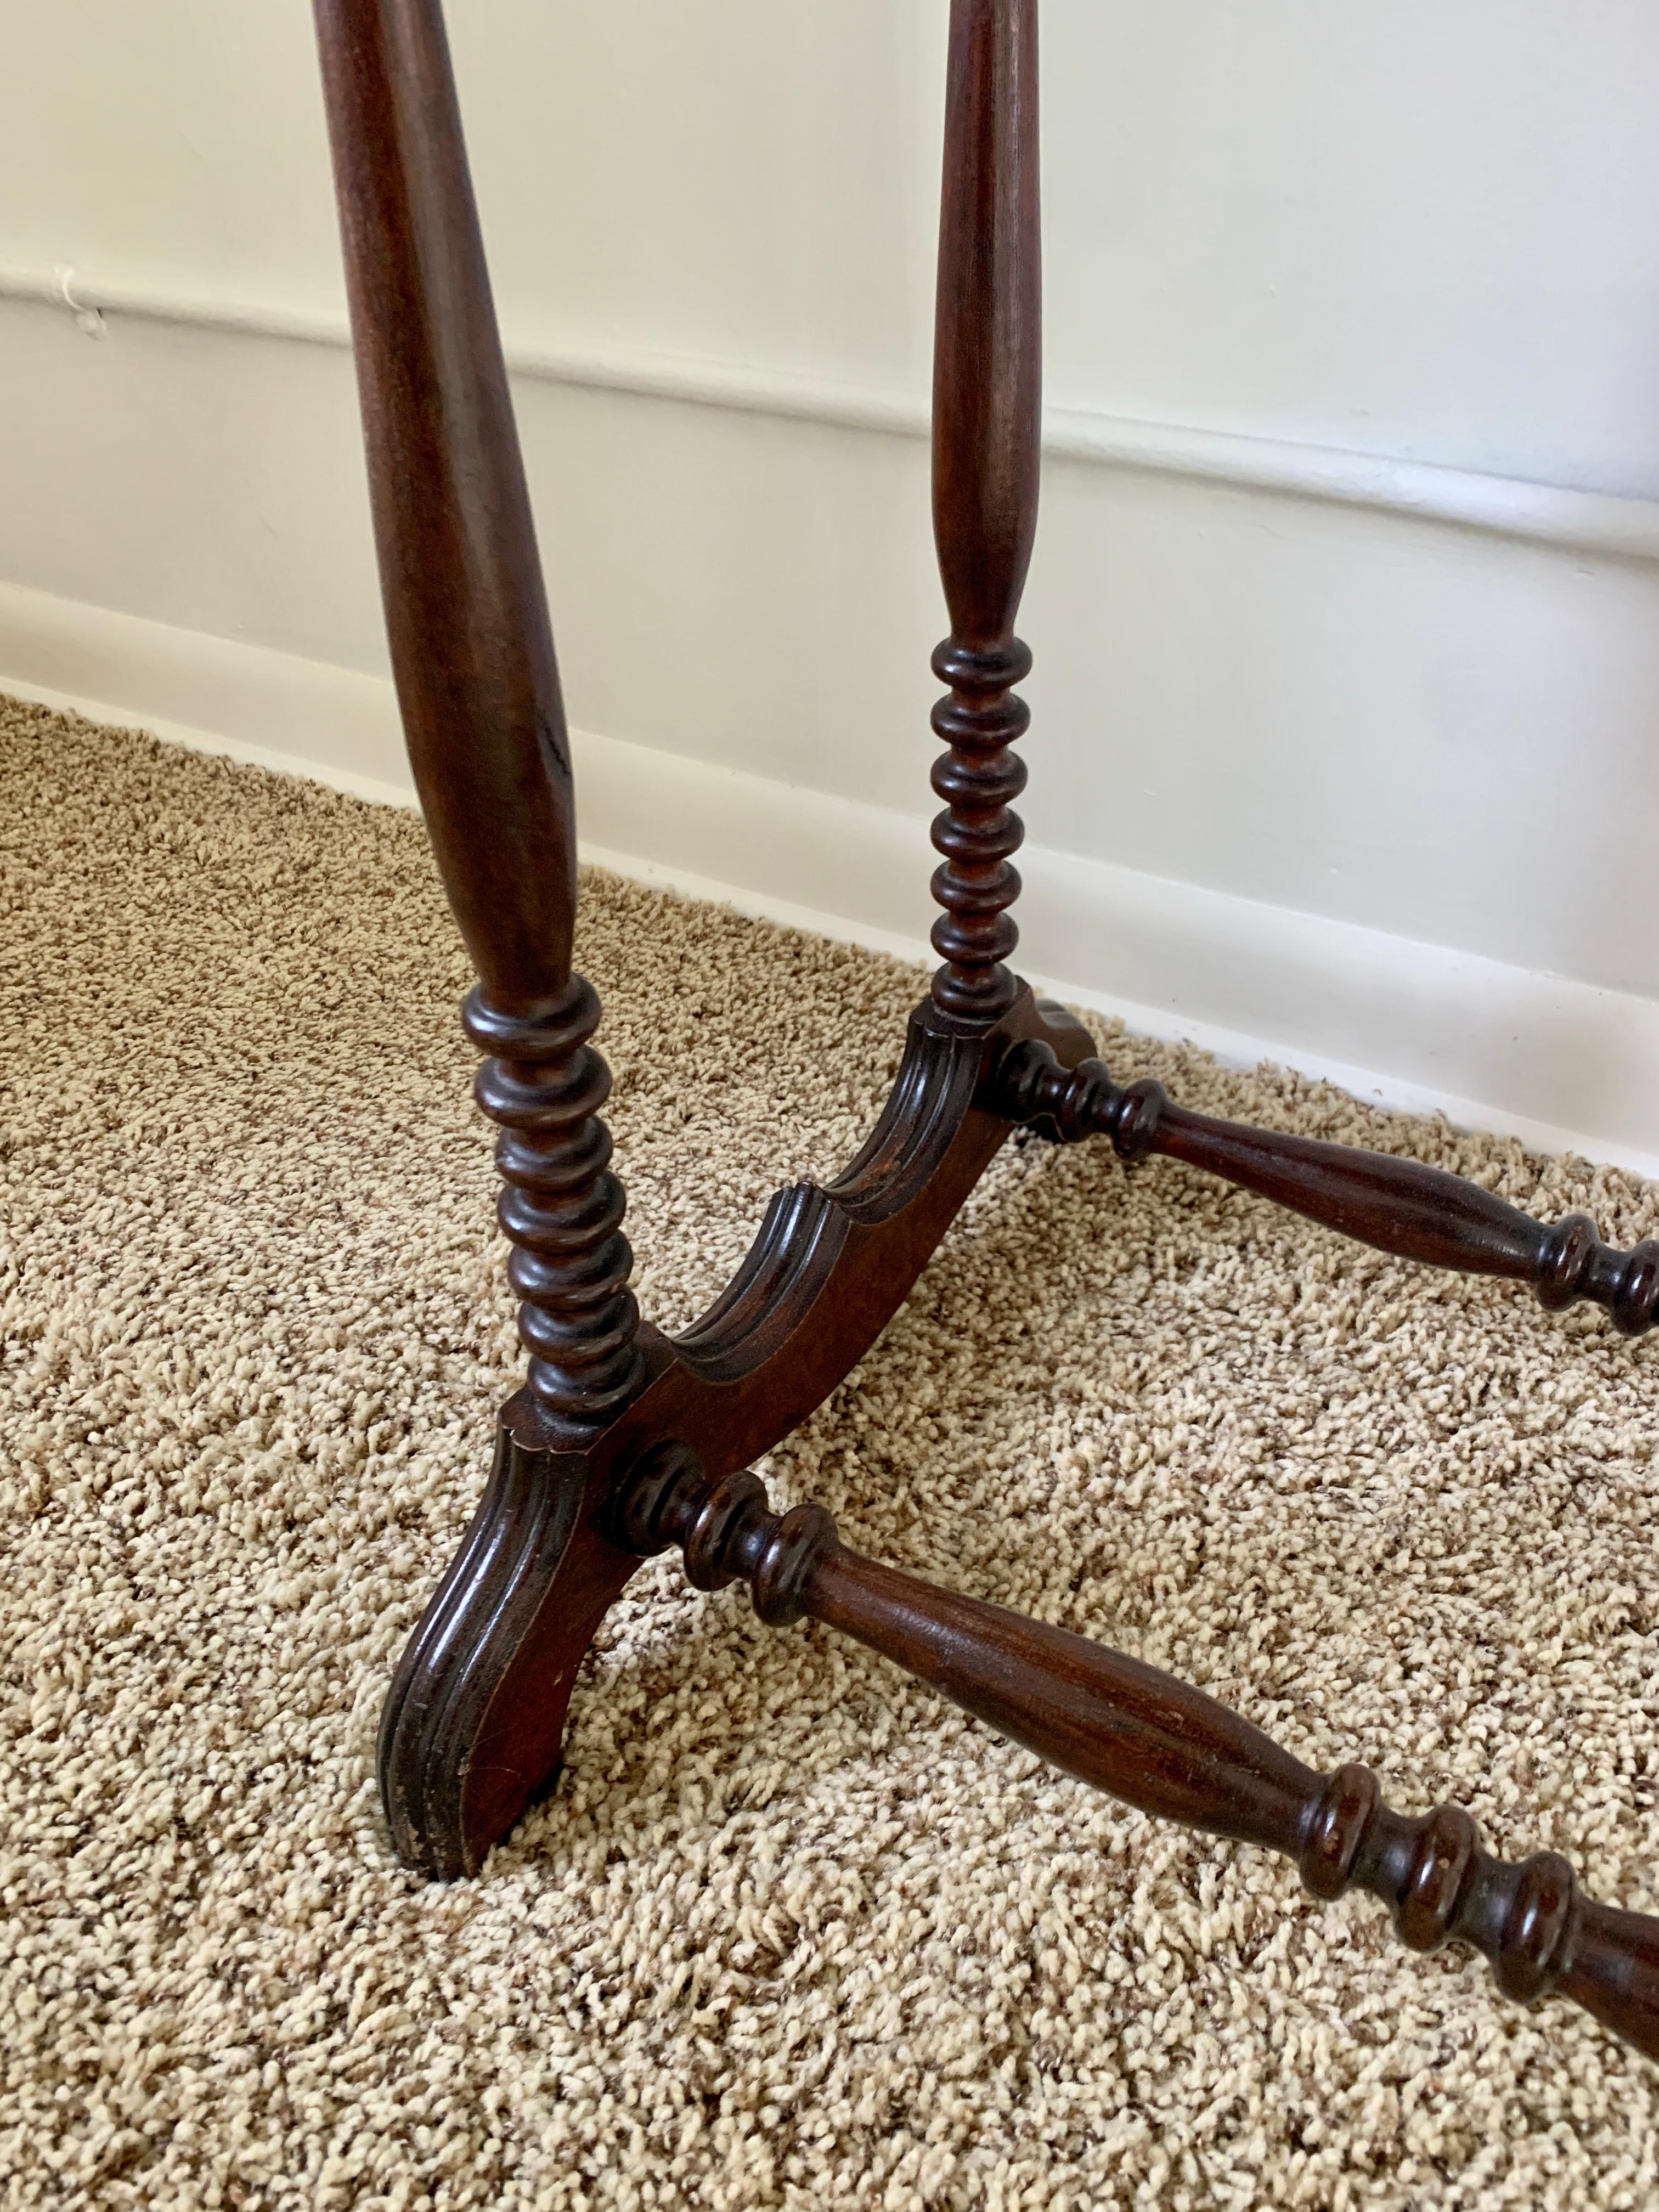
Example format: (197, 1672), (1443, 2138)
(3, 699), (1658, 2211)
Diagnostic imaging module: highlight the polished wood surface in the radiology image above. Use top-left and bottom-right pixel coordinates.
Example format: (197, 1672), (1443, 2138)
(314, 0), (645, 1439)
(619, 1448), (1659, 2061)
(377, 992), (1094, 1874)
(464, 984), (645, 1431)
(1002, 1040), (1659, 1333)
(309, 0), (1078, 1875)
(312, 0), (573, 1011)
(928, 0), (1041, 1023)
(314, 0), (1655, 2070)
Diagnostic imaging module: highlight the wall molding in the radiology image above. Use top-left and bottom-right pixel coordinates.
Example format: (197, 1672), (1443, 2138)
(5, 262), (1659, 563)
(4, 576), (1659, 1178)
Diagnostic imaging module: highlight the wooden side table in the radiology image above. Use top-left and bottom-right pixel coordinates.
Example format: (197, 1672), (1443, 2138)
(312, 0), (1659, 2058)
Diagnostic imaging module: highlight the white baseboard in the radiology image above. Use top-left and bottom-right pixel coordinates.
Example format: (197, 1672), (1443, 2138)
(5, 577), (1659, 1180)
(0, 582), (414, 807)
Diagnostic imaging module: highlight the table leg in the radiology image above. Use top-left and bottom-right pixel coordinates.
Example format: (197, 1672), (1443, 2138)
(929, 0), (1042, 1024)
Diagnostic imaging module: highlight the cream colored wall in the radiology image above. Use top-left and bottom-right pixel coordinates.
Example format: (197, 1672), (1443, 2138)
(4, 2), (1659, 1163)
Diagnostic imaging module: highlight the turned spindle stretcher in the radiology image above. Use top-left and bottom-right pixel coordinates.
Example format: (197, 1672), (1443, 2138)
(312, 0), (1659, 2060)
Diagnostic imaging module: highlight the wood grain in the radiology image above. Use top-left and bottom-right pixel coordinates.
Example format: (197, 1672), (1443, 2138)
(317, 1), (1658, 2081)
(376, 992), (1096, 1874)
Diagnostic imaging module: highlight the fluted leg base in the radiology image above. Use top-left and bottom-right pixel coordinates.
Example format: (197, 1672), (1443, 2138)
(378, 987), (1094, 1876)
(377, 1407), (640, 1877)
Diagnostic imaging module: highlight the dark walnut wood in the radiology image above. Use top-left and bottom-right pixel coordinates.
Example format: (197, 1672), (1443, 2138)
(1000, 1040), (1659, 1334)
(314, 0), (1657, 2074)
(313, 0), (1092, 1877)
(928, 0), (1041, 1024)
(313, 0), (643, 1438)
(466, 987), (644, 1431)
(376, 992), (1094, 1874)
(617, 1448), (1659, 2062)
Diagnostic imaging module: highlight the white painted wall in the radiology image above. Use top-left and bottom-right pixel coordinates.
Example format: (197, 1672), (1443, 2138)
(4, 2), (1659, 1165)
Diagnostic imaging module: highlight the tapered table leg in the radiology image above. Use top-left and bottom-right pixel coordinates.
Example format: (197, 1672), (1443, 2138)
(315, 0), (652, 1869)
(929, 0), (1042, 1024)
(313, 0), (1095, 1875)
(314, 0), (642, 1440)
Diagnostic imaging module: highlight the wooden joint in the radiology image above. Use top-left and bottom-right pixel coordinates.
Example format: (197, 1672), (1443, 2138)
(613, 1444), (842, 1628)
(996, 1039), (1166, 1154)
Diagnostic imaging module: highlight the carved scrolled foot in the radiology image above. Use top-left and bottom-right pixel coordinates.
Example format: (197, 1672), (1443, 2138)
(377, 1408), (639, 1878)
(616, 1447), (1659, 2059)
(998, 1039), (1659, 1335)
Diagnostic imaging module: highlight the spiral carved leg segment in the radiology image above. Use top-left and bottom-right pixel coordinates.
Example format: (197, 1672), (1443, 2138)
(999, 1039), (1659, 1335)
(466, 979), (646, 1437)
(377, 988), (1093, 1876)
(616, 1447), (1659, 2060)
(926, 0), (1042, 1024)
(929, 640), (1030, 1022)
(374, 976), (650, 1874)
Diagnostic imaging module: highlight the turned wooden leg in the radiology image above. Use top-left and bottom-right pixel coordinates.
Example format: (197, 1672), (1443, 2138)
(314, 0), (656, 1869)
(1000, 1041), (1659, 1334)
(314, 0), (642, 1441)
(616, 1446), (1659, 2062)
(313, 0), (1094, 1876)
(315, 6), (1653, 2074)
(923, 0), (1659, 1345)
(928, 0), (1041, 1023)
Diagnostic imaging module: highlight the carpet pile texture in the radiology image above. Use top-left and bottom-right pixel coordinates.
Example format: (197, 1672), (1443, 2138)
(2, 701), (1657, 2209)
